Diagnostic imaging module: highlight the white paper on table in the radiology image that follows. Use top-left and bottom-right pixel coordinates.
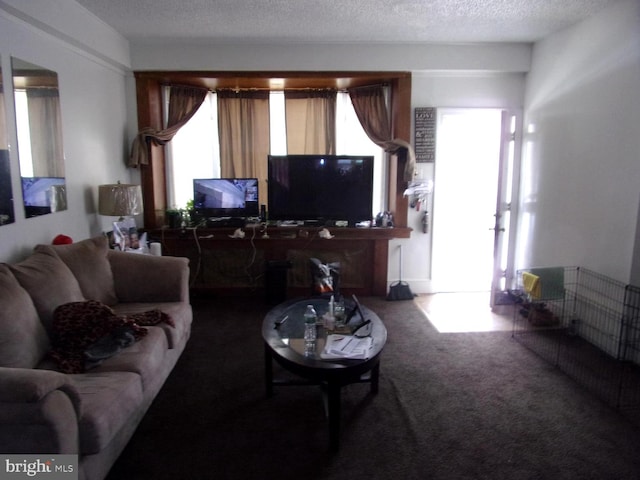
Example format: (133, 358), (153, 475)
(321, 335), (373, 360)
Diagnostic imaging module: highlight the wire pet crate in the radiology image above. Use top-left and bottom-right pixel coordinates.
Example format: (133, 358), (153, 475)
(512, 267), (640, 415)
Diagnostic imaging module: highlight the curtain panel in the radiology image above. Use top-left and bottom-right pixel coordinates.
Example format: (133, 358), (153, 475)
(284, 90), (336, 155)
(217, 90), (270, 206)
(129, 85), (208, 167)
(26, 88), (65, 177)
(348, 85), (415, 181)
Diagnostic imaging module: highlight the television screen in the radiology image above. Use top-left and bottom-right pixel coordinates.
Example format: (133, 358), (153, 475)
(267, 155), (374, 225)
(21, 177), (67, 217)
(193, 178), (259, 218)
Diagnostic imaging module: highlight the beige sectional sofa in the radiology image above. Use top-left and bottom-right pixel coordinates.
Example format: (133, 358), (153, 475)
(0, 236), (192, 480)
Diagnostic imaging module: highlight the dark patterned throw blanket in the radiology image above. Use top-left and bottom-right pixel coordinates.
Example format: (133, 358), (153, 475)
(50, 300), (174, 373)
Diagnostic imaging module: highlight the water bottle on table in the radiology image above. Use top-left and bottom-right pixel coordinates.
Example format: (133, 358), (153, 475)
(303, 304), (318, 345)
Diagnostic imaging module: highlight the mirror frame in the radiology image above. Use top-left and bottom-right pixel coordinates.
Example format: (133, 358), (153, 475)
(0, 56), (15, 225)
(11, 56), (67, 218)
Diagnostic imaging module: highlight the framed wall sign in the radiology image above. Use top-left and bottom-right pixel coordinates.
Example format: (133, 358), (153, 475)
(414, 107), (436, 163)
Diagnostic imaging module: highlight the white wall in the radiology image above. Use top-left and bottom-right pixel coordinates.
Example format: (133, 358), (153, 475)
(131, 41), (531, 73)
(0, 4), (133, 263)
(518, 0), (640, 283)
(0, 0), (130, 70)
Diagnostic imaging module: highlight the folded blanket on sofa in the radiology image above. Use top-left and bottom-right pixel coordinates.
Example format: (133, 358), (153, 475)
(50, 300), (173, 373)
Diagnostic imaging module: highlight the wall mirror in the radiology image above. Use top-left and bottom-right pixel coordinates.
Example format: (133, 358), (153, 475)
(12, 57), (66, 218)
(0, 56), (15, 225)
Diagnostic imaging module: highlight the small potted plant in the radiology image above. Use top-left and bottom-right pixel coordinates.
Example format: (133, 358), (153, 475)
(165, 207), (183, 229)
(185, 199), (196, 226)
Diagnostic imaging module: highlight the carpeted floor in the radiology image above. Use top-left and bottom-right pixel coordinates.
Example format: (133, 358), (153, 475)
(106, 296), (640, 480)
(414, 292), (513, 333)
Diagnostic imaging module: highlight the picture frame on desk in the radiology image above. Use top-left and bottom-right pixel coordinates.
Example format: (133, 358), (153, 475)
(113, 218), (139, 251)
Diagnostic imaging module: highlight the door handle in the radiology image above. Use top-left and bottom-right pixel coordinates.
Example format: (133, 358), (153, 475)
(489, 227), (505, 232)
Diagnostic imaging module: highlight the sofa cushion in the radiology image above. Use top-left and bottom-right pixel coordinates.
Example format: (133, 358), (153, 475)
(70, 371), (144, 455)
(112, 302), (192, 349)
(36, 236), (118, 306)
(91, 327), (169, 390)
(9, 250), (85, 336)
(107, 251), (189, 303)
(0, 265), (50, 368)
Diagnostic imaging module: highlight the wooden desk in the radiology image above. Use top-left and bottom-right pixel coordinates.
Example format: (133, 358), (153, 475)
(149, 226), (410, 297)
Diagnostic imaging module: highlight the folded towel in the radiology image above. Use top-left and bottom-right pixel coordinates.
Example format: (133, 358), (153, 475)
(522, 271), (541, 299)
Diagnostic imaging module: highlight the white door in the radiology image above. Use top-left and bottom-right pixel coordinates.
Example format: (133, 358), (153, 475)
(490, 111), (521, 306)
(431, 108), (516, 295)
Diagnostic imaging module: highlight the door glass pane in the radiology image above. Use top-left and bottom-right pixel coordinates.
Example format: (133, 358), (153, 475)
(431, 109), (502, 292)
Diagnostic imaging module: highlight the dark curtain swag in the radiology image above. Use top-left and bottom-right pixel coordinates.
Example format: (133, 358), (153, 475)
(348, 85), (415, 181)
(129, 85), (208, 167)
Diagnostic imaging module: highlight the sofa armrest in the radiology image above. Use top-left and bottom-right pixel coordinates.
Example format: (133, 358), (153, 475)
(0, 368), (80, 454)
(108, 250), (190, 303)
(0, 367), (80, 408)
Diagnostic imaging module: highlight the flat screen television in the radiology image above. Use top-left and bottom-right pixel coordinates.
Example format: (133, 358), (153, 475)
(193, 178), (259, 218)
(21, 177), (67, 217)
(267, 154), (374, 226)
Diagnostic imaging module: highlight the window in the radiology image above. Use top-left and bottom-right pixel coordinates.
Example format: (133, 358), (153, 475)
(165, 90), (219, 209)
(335, 92), (386, 218)
(14, 90), (33, 176)
(166, 89), (385, 215)
(269, 92), (286, 156)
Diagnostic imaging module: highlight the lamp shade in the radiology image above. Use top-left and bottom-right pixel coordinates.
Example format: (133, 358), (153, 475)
(98, 183), (143, 217)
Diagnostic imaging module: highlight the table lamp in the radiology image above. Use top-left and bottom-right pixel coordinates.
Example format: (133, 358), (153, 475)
(98, 182), (143, 251)
(98, 182), (143, 221)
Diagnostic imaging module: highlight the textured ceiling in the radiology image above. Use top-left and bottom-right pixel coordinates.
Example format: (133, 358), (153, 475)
(75, 0), (620, 44)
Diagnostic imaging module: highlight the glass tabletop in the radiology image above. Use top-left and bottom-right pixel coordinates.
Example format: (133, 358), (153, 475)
(267, 297), (377, 361)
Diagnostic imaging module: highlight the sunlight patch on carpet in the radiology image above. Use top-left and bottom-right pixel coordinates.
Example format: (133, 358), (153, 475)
(414, 292), (513, 333)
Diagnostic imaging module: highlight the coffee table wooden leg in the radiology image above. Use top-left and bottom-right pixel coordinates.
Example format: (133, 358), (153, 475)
(327, 382), (341, 452)
(264, 343), (274, 397)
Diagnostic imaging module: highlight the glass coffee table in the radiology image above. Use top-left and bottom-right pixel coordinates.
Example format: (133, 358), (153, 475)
(262, 296), (387, 451)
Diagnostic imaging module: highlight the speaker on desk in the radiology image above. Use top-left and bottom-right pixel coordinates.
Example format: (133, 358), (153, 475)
(260, 204), (267, 223)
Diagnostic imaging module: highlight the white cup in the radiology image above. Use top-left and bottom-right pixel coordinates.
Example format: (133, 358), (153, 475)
(150, 242), (162, 256)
